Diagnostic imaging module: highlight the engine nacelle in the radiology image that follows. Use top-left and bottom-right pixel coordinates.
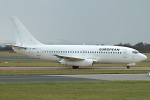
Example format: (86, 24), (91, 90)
(59, 59), (93, 66)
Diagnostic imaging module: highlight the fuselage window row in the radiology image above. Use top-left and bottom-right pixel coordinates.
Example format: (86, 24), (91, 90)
(41, 51), (122, 54)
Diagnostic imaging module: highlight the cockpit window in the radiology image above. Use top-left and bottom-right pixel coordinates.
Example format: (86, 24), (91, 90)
(132, 50), (139, 54)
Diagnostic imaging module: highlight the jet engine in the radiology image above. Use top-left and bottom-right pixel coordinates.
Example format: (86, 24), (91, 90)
(59, 59), (93, 66)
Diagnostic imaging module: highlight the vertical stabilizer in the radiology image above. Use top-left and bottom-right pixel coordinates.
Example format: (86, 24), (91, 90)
(10, 16), (43, 46)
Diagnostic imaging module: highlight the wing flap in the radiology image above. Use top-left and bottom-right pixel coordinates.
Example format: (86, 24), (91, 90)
(54, 54), (84, 61)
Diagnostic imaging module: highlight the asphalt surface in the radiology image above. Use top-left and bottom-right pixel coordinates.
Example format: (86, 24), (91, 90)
(0, 56), (36, 60)
(0, 75), (99, 82)
(58, 74), (150, 81)
(1, 66), (150, 70)
(0, 74), (150, 82)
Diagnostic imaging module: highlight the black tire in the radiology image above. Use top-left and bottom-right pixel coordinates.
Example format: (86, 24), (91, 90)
(72, 66), (79, 69)
(127, 66), (130, 69)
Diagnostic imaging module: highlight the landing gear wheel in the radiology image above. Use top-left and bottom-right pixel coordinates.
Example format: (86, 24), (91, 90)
(127, 66), (130, 69)
(72, 66), (79, 69)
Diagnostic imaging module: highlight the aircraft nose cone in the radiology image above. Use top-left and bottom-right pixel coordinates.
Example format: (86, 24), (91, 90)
(134, 54), (147, 63)
(141, 54), (147, 61)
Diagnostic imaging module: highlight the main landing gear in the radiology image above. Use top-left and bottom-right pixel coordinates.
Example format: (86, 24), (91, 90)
(127, 66), (130, 69)
(72, 66), (79, 69)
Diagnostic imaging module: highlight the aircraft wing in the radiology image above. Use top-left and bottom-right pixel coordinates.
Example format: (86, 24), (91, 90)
(54, 54), (97, 62)
(54, 54), (84, 61)
(6, 45), (27, 49)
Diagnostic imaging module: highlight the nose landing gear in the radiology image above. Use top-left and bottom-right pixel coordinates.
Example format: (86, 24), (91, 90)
(127, 66), (130, 69)
(127, 63), (135, 69)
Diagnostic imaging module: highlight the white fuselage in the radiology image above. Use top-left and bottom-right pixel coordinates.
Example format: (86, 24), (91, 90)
(13, 45), (147, 66)
(9, 17), (147, 69)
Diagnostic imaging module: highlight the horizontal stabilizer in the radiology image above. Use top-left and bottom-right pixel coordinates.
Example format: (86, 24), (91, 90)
(6, 45), (27, 49)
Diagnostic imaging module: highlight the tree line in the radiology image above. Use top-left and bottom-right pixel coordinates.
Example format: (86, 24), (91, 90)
(0, 42), (150, 53)
(115, 42), (150, 53)
(0, 46), (13, 52)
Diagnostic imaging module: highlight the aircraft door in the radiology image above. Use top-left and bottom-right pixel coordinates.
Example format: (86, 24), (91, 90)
(37, 49), (41, 59)
(123, 49), (127, 58)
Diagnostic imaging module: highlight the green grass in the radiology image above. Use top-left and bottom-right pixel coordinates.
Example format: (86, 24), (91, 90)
(0, 81), (150, 100)
(0, 60), (149, 76)
(94, 62), (150, 67)
(0, 59), (40, 61)
(0, 61), (149, 67)
(145, 53), (150, 57)
(0, 70), (150, 76)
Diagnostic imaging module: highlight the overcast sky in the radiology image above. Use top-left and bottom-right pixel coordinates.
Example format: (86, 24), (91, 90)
(0, 0), (150, 45)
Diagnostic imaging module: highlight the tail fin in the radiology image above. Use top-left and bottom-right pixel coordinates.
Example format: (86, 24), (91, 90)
(10, 16), (43, 46)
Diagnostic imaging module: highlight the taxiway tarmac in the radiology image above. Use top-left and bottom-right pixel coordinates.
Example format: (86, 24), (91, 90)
(0, 74), (149, 82)
(1, 66), (150, 70)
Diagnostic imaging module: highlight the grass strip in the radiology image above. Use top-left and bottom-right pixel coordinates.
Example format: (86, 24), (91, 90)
(0, 70), (150, 76)
(0, 59), (40, 61)
(0, 52), (149, 67)
(0, 62), (149, 67)
(145, 53), (150, 57)
(0, 81), (150, 100)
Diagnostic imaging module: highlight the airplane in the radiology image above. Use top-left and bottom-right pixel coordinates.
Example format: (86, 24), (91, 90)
(7, 16), (147, 69)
